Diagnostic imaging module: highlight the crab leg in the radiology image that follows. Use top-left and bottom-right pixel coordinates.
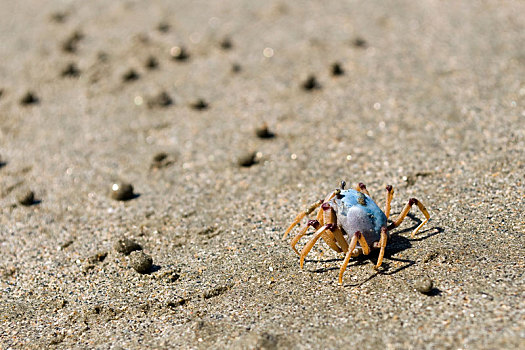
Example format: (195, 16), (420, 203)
(315, 190), (336, 221)
(282, 200), (322, 240)
(319, 203), (346, 253)
(355, 182), (371, 197)
(331, 226), (349, 253)
(305, 194), (344, 253)
(300, 224), (333, 268)
(283, 189), (341, 241)
(290, 220), (341, 256)
(325, 190), (339, 203)
(290, 220), (318, 255)
(374, 227), (388, 268)
(321, 232), (343, 253)
(356, 232), (370, 255)
(315, 204), (325, 223)
(384, 185), (394, 220)
(338, 232), (360, 285)
(388, 198), (430, 237)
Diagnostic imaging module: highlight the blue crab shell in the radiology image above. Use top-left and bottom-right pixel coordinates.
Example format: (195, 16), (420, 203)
(330, 189), (387, 245)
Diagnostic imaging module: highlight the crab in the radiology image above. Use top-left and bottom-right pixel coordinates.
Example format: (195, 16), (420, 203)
(282, 181), (430, 284)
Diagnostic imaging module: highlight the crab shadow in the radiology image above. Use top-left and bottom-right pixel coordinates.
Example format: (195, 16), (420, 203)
(148, 264), (162, 274)
(424, 288), (443, 296)
(122, 193), (141, 201)
(303, 213), (444, 283)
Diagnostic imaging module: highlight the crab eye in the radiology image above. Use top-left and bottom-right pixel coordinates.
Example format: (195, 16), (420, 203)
(340, 180), (346, 190)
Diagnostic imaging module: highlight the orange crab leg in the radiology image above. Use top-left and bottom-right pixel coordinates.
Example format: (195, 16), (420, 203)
(384, 185), (394, 220)
(282, 200), (322, 240)
(338, 232), (359, 285)
(374, 227), (388, 268)
(321, 232), (343, 253)
(319, 202), (345, 252)
(388, 198), (430, 237)
(283, 189), (341, 241)
(356, 232), (370, 255)
(300, 224), (332, 268)
(355, 182), (371, 197)
(331, 226), (349, 252)
(290, 220), (318, 255)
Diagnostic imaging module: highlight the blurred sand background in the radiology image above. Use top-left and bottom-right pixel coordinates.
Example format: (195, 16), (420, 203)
(0, 1), (524, 349)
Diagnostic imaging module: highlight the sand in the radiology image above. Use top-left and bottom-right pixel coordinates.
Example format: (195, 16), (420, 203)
(1, 1), (524, 349)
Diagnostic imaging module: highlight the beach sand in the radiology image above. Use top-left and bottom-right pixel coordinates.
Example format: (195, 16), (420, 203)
(1, 1), (524, 348)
